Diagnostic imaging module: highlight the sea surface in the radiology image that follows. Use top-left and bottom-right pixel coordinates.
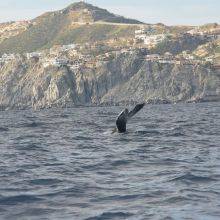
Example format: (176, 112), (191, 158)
(0, 103), (220, 220)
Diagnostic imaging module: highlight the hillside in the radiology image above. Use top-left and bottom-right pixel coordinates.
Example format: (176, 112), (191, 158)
(0, 21), (31, 44)
(0, 2), (142, 55)
(0, 2), (214, 56)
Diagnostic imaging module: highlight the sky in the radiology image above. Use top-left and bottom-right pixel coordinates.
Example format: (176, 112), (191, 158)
(0, 0), (219, 25)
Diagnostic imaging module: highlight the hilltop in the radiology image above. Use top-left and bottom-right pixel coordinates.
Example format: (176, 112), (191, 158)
(0, 1), (143, 55)
(0, 2), (216, 55)
(59, 1), (143, 24)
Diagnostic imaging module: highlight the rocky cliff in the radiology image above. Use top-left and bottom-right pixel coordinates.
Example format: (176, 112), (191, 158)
(0, 53), (219, 110)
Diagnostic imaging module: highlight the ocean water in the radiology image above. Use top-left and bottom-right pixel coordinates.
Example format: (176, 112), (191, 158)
(0, 103), (220, 220)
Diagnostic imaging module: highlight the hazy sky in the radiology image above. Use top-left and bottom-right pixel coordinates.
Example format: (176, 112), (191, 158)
(0, 0), (219, 25)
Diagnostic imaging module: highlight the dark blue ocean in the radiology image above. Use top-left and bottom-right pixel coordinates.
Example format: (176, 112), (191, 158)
(0, 103), (220, 220)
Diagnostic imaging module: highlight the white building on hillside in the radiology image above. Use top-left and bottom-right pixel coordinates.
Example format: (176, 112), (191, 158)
(2, 53), (16, 61)
(43, 58), (69, 68)
(145, 54), (161, 60)
(135, 29), (166, 46)
(182, 51), (195, 60)
(135, 29), (145, 35)
(61, 44), (76, 52)
(26, 52), (42, 59)
(143, 34), (166, 46)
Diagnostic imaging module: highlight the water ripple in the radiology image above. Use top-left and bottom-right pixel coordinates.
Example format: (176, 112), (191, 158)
(0, 103), (220, 219)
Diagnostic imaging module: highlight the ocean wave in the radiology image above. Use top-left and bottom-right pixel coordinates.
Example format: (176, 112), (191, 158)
(0, 195), (43, 206)
(29, 178), (62, 186)
(110, 159), (134, 167)
(59, 114), (69, 118)
(169, 173), (216, 183)
(167, 132), (186, 137)
(135, 130), (162, 135)
(0, 127), (9, 132)
(91, 194), (147, 203)
(159, 158), (190, 165)
(22, 121), (44, 128)
(162, 196), (189, 203)
(16, 143), (49, 152)
(85, 211), (134, 220)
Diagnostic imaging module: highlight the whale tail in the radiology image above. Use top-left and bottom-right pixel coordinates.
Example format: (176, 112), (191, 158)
(116, 103), (145, 133)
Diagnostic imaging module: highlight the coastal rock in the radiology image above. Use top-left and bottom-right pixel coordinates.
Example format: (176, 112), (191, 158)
(0, 54), (219, 110)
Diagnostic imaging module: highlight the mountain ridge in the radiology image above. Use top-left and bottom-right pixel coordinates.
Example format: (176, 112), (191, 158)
(59, 1), (143, 24)
(0, 2), (218, 55)
(0, 1), (144, 55)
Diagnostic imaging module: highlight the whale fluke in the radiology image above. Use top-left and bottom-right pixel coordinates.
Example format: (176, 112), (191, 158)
(116, 103), (145, 133)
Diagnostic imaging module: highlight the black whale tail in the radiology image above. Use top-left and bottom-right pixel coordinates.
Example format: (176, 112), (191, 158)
(116, 103), (145, 133)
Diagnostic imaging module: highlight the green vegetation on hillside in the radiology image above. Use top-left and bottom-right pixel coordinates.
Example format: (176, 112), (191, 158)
(51, 24), (136, 45)
(215, 45), (220, 53)
(0, 1), (140, 55)
(0, 13), (69, 54)
(0, 1), (218, 57)
(151, 35), (209, 55)
(0, 22), (137, 54)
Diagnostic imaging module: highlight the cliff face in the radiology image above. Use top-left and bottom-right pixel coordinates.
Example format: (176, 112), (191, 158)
(102, 63), (220, 103)
(0, 54), (220, 110)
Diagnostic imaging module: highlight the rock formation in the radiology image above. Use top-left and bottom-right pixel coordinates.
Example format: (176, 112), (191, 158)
(0, 53), (219, 110)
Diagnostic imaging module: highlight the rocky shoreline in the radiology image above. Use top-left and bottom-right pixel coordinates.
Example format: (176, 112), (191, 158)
(0, 52), (220, 111)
